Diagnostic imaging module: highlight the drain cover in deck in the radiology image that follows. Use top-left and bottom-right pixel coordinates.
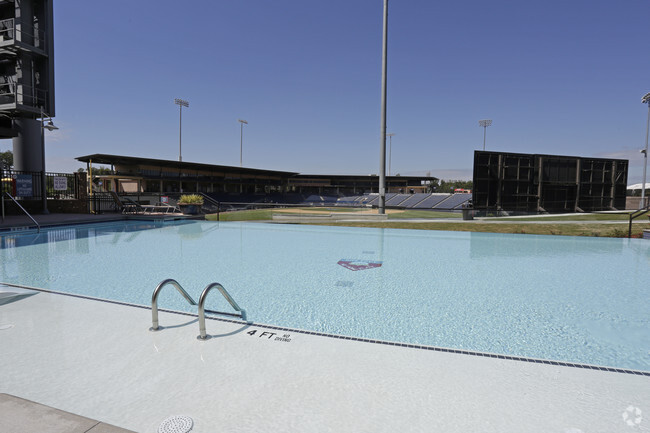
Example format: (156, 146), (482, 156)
(158, 415), (193, 433)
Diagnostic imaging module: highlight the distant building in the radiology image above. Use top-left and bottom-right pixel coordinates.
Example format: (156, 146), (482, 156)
(472, 151), (628, 213)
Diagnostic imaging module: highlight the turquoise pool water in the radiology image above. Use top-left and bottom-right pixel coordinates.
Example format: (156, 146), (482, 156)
(1, 220), (648, 371)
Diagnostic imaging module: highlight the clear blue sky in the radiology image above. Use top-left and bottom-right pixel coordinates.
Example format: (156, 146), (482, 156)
(5, 0), (649, 183)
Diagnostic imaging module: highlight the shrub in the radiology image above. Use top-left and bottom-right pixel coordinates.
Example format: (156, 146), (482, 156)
(178, 194), (204, 205)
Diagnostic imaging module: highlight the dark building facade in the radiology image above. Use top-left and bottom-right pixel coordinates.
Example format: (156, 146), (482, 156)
(473, 151), (628, 213)
(0, 0), (55, 172)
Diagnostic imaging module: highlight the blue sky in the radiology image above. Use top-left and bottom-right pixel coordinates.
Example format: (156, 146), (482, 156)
(5, 0), (649, 182)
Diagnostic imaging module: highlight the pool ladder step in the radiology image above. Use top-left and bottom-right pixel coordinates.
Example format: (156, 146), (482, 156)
(149, 278), (247, 340)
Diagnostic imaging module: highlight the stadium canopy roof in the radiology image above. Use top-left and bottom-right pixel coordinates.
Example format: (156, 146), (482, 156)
(627, 183), (650, 190)
(76, 154), (299, 177)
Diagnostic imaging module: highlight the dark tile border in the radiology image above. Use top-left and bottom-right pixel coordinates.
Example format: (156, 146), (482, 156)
(3, 282), (649, 378)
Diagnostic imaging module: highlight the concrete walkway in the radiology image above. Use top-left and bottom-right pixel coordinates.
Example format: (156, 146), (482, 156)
(0, 394), (135, 433)
(1, 290), (648, 432)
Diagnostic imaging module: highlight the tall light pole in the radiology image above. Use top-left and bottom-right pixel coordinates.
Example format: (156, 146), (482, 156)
(40, 107), (58, 214)
(386, 132), (395, 176)
(378, 0), (389, 215)
(174, 98), (189, 162)
(238, 119), (248, 167)
(641, 92), (650, 209)
(479, 119), (492, 151)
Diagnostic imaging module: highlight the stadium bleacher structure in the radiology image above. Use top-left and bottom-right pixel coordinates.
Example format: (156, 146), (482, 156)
(385, 194), (411, 206)
(432, 193), (472, 210)
(398, 193), (431, 208)
(336, 192), (470, 210)
(412, 194), (453, 209)
(209, 191), (471, 211)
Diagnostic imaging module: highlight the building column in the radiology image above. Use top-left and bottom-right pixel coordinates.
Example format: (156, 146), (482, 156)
(12, 118), (42, 172)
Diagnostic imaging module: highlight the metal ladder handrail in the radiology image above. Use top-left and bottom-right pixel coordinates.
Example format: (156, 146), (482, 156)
(3, 192), (40, 232)
(628, 203), (650, 238)
(198, 192), (221, 220)
(197, 282), (247, 340)
(150, 278), (197, 331)
(198, 192), (220, 208)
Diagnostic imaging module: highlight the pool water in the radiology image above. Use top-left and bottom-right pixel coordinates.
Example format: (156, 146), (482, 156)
(1, 220), (648, 371)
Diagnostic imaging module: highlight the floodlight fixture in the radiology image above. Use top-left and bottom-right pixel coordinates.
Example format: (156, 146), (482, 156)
(479, 119), (493, 151)
(174, 98), (189, 162)
(174, 98), (189, 108)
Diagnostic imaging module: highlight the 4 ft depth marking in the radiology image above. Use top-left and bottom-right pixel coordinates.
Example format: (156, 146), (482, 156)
(247, 329), (292, 343)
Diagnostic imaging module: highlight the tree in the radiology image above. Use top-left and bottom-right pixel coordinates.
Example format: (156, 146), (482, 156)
(435, 179), (473, 194)
(0, 150), (12, 168)
(77, 166), (113, 175)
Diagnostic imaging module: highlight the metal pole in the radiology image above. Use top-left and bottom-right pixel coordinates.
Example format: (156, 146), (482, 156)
(479, 119), (492, 151)
(389, 135), (392, 176)
(178, 104), (182, 162)
(378, 0), (388, 215)
(174, 99), (189, 162)
(483, 126), (487, 151)
(641, 96), (650, 209)
(238, 119), (248, 168)
(387, 133), (394, 177)
(40, 107), (48, 214)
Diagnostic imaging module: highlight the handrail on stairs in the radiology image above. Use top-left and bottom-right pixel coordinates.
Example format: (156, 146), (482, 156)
(2, 192), (40, 232)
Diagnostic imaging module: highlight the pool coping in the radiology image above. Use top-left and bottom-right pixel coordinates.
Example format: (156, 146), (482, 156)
(0, 213), (204, 233)
(2, 281), (648, 378)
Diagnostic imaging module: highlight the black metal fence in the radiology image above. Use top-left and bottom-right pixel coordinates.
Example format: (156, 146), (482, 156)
(88, 192), (120, 213)
(0, 168), (78, 200)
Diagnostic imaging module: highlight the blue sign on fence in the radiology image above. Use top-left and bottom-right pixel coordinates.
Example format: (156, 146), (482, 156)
(16, 174), (33, 197)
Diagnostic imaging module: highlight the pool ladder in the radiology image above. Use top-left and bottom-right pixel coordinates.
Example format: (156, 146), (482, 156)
(149, 278), (247, 340)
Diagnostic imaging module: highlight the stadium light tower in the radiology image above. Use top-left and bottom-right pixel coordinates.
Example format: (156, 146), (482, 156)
(378, 0), (389, 215)
(386, 133), (395, 176)
(238, 119), (248, 167)
(641, 92), (650, 209)
(479, 119), (492, 151)
(174, 98), (189, 162)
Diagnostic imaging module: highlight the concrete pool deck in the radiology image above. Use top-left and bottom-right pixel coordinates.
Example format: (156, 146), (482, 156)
(1, 290), (648, 432)
(0, 212), (203, 231)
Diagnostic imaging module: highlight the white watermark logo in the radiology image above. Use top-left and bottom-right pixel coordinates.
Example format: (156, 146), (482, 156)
(622, 406), (643, 427)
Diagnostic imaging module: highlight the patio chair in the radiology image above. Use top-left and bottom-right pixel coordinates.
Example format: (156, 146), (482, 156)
(109, 191), (142, 214)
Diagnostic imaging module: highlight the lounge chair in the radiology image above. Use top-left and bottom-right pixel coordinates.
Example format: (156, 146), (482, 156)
(109, 191), (143, 214)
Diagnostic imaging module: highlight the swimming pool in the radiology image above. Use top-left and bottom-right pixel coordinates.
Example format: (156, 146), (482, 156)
(1, 220), (648, 372)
